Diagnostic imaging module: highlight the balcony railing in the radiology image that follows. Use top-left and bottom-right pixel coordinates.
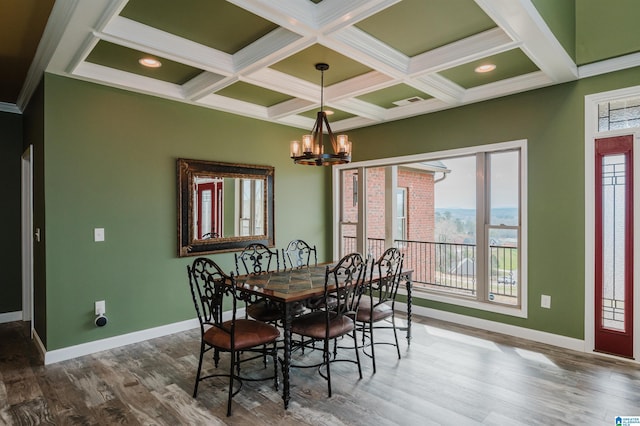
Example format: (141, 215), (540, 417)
(342, 236), (518, 302)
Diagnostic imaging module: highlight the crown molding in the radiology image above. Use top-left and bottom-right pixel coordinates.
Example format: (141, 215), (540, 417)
(16, 0), (80, 112)
(0, 102), (21, 115)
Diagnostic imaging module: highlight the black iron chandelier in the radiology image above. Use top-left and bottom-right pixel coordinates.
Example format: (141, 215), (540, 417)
(290, 63), (352, 166)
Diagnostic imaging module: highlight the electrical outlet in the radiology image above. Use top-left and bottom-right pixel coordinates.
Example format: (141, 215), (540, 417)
(95, 300), (106, 315)
(541, 294), (551, 309)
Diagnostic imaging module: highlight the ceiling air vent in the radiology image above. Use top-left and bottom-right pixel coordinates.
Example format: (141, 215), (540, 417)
(393, 96), (424, 107)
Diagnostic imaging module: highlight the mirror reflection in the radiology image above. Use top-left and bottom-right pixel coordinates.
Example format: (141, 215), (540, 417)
(177, 159), (274, 256)
(193, 176), (265, 240)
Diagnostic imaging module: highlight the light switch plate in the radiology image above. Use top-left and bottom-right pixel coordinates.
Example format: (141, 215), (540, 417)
(94, 228), (105, 242)
(541, 294), (551, 309)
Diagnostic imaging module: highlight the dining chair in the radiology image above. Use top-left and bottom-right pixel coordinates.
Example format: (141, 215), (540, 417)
(356, 247), (404, 373)
(290, 252), (367, 397)
(235, 243), (283, 323)
(282, 239), (329, 312)
(187, 257), (280, 416)
(282, 239), (317, 270)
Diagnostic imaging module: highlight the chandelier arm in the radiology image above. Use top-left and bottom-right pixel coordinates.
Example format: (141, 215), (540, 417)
(322, 113), (339, 154)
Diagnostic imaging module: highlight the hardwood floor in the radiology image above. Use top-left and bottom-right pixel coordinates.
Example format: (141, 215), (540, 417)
(1, 315), (638, 425)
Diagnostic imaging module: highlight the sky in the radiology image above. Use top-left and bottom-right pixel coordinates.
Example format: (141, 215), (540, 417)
(432, 152), (519, 209)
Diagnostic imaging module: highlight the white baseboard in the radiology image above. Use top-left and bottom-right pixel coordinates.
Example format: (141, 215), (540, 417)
(0, 311), (23, 323)
(34, 329), (46, 360)
(44, 318), (200, 365)
(395, 302), (586, 353)
(43, 308), (245, 365)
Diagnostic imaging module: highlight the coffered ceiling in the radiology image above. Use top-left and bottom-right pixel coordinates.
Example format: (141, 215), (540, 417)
(6, 0), (640, 130)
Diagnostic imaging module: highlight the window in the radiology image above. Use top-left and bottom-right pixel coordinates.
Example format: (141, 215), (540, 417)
(598, 96), (640, 131)
(396, 188), (407, 241)
(334, 140), (527, 317)
(238, 178), (264, 236)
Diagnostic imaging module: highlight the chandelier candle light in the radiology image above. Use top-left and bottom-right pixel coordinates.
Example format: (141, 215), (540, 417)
(290, 63), (352, 166)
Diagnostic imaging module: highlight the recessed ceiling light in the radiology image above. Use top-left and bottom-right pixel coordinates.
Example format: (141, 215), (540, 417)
(139, 57), (162, 68)
(475, 64), (496, 73)
(324, 110), (334, 116)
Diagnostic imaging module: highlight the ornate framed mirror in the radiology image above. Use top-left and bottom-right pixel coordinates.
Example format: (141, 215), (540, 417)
(177, 158), (274, 256)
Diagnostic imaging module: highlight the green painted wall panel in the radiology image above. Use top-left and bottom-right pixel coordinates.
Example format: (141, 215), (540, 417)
(43, 74), (329, 350)
(0, 112), (23, 314)
(349, 66), (640, 340)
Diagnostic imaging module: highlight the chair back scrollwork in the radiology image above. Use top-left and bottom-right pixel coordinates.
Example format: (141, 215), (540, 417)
(188, 257), (237, 336)
(283, 239), (318, 270)
(235, 243), (279, 275)
(326, 252), (367, 318)
(371, 247), (404, 305)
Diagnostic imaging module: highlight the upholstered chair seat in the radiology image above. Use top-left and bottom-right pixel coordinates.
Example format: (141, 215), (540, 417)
(204, 319), (280, 351)
(291, 311), (355, 340)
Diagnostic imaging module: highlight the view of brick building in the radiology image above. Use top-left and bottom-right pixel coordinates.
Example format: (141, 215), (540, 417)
(340, 161), (449, 252)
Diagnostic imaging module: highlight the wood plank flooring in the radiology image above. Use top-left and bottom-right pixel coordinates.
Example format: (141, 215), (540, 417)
(1, 315), (639, 425)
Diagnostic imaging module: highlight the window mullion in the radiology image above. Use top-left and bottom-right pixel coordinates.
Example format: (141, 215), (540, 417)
(476, 153), (487, 301)
(356, 167), (367, 256)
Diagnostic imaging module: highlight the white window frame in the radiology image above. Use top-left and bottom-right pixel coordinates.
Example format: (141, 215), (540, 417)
(333, 139), (528, 318)
(584, 84), (640, 358)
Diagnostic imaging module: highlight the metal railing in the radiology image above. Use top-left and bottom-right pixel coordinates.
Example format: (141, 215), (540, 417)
(342, 236), (518, 301)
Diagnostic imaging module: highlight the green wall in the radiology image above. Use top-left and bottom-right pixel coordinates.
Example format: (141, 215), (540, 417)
(43, 74), (329, 350)
(0, 111), (23, 314)
(39, 64), (640, 351)
(348, 65), (640, 340)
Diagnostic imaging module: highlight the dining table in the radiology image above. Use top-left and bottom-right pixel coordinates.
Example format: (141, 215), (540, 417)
(235, 264), (413, 409)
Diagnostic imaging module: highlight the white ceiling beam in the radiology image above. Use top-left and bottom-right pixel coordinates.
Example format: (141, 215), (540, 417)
(268, 98), (315, 120)
(233, 27), (308, 73)
(314, 0), (400, 32)
(408, 74), (465, 105)
(462, 70), (553, 103)
(244, 67), (321, 102)
(330, 98), (387, 121)
(101, 16), (235, 75)
(330, 115), (379, 132)
(475, 0), (577, 82)
(384, 98), (453, 122)
(323, 70), (395, 101)
(409, 28), (517, 76)
(228, 0), (317, 33)
(326, 26), (409, 77)
(183, 73), (230, 101)
(196, 92), (270, 120)
(73, 62), (186, 100)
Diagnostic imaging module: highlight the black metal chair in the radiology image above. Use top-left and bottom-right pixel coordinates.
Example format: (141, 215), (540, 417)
(356, 247), (404, 373)
(282, 239), (317, 270)
(290, 252), (367, 397)
(235, 243), (283, 323)
(282, 239), (330, 311)
(235, 243), (279, 276)
(187, 257), (280, 416)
